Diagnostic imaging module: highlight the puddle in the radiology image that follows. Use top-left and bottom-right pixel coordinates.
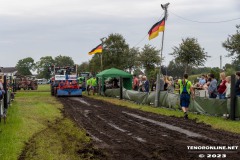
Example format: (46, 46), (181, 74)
(88, 133), (102, 142)
(122, 111), (206, 138)
(97, 115), (127, 133)
(133, 136), (146, 143)
(70, 98), (90, 106)
(107, 123), (127, 133)
(93, 105), (100, 108)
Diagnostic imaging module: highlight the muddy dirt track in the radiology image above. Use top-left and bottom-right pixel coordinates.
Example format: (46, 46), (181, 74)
(60, 96), (240, 160)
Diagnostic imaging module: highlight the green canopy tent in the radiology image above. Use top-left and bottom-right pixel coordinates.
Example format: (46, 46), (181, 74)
(96, 68), (132, 94)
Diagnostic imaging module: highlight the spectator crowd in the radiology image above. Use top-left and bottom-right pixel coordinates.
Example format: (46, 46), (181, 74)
(132, 71), (240, 99)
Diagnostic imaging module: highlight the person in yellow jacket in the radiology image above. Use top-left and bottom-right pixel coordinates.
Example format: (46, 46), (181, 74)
(178, 73), (194, 119)
(86, 77), (92, 95)
(91, 76), (97, 95)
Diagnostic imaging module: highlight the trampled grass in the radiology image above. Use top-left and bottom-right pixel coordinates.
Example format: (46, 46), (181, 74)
(86, 93), (240, 134)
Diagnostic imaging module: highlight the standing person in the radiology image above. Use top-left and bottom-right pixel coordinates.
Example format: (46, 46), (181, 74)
(138, 75), (143, 92)
(142, 76), (149, 93)
(150, 78), (156, 91)
(163, 76), (168, 91)
(235, 71), (240, 96)
(112, 78), (119, 88)
(178, 74), (194, 119)
(132, 75), (139, 91)
(159, 76), (165, 91)
(203, 74), (211, 90)
(198, 75), (206, 88)
(167, 76), (175, 93)
(225, 76), (231, 98)
(208, 73), (218, 98)
(86, 77), (92, 95)
(0, 79), (5, 100)
(91, 76), (97, 95)
(218, 72), (227, 99)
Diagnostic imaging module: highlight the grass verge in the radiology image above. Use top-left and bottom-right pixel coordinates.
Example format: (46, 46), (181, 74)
(0, 86), (98, 160)
(85, 93), (240, 134)
(19, 118), (105, 160)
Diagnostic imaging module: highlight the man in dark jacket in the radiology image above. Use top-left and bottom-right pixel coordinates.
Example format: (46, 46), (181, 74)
(235, 71), (240, 96)
(208, 73), (218, 98)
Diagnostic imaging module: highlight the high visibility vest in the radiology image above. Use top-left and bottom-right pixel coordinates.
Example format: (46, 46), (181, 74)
(178, 79), (192, 94)
(87, 79), (91, 85)
(91, 78), (97, 87)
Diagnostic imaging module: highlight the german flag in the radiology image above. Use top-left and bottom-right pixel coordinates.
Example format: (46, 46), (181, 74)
(148, 17), (165, 40)
(88, 44), (103, 55)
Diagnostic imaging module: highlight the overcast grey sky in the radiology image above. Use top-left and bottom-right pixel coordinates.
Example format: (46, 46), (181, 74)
(0, 0), (239, 68)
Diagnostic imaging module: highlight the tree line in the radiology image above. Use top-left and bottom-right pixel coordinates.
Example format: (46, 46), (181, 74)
(16, 24), (239, 79)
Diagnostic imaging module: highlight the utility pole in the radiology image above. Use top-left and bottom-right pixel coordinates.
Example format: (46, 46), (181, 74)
(155, 2), (170, 107)
(220, 55), (222, 70)
(100, 37), (107, 71)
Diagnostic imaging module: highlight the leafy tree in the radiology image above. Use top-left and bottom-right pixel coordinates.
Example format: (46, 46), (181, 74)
(190, 67), (212, 75)
(223, 25), (240, 61)
(15, 57), (35, 75)
(133, 68), (144, 76)
(89, 54), (102, 73)
(210, 67), (221, 81)
(54, 55), (74, 67)
(138, 44), (161, 77)
(167, 60), (185, 78)
(170, 37), (209, 74)
(102, 33), (129, 70)
(36, 56), (55, 79)
(78, 62), (90, 73)
(148, 67), (160, 81)
(125, 47), (140, 73)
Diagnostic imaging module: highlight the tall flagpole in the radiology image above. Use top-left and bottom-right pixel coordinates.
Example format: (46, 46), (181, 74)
(160, 2), (169, 76)
(155, 3), (170, 107)
(100, 37), (107, 71)
(100, 54), (103, 71)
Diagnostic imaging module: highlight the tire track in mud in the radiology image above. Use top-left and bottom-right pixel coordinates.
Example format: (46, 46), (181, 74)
(61, 96), (240, 160)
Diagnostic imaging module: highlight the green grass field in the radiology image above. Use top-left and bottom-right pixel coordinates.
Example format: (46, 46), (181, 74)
(0, 85), (93, 160)
(85, 93), (240, 134)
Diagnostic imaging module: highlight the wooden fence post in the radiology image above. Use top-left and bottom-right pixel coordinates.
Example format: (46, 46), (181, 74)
(119, 77), (123, 100)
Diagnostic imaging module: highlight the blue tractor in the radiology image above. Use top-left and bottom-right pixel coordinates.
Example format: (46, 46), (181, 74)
(50, 66), (82, 97)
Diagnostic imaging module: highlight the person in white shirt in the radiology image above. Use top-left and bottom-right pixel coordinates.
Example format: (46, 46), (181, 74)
(225, 76), (231, 98)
